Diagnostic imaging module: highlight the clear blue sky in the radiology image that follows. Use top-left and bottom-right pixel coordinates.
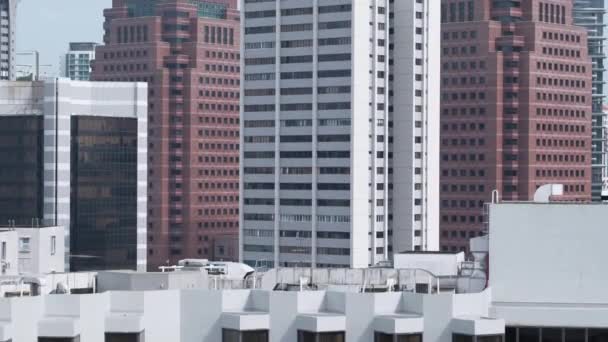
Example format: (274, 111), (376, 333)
(16, 0), (108, 77)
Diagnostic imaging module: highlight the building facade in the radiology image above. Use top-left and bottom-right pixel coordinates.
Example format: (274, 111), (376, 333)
(573, 0), (608, 201)
(92, 0), (241, 270)
(439, 0), (593, 252)
(0, 0), (16, 80)
(0, 79), (148, 272)
(62, 42), (97, 81)
(0, 225), (66, 276)
(240, 0), (440, 268)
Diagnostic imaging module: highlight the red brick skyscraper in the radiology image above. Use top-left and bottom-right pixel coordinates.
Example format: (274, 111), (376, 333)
(440, 0), (592, 252)
(92, 0), (240, 269)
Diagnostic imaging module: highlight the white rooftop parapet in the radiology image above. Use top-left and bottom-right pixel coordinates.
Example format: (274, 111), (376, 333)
(533, 184), (564, 203)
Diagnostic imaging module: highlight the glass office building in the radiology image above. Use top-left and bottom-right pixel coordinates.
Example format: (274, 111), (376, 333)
(70, 116), (139, 270)
(0, 79), (148, 271)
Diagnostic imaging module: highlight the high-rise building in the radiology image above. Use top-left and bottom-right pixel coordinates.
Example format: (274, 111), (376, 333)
(92, 0), (241, 269)
(0, 79), (148, 271)
(240, 0), (440, 268)
(440, 0), (593, 252)
(0, 0), (16, 80)
(61, 42), (97, 81)
(573, 0), (608, 201)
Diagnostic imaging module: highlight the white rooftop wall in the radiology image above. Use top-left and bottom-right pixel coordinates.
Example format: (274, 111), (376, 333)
(489, 203), (608, 304)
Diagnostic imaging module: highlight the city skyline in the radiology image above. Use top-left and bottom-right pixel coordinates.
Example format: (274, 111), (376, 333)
(15, 0), (106, 77)
(0, 1), (605, 340)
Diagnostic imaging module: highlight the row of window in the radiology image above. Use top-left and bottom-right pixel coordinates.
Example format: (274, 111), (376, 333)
(245, 4), (351, 19)
(535, 154), (587, 163)
(442, 107), (486, 116)
(536, 61), (587, 74)
(116, 25), (149, 44)
(442, 76), (485, 86)
(244, 119), (351, 127)
(442, 60), (486, 71)
(102, 49), (148, 59)
(199, 76), (240, 86)
(441, 184), (486, 193)
(442, 45), (478, 56)
(198, 129), (239, 137)
(246, 20), (351, 35)
(204, 63), (240, 73)
(244, 100), (351, 112)
(542, 30), (581, 43)
(245, 134), (351, 143)
(535, 92), (586, 104)
(535, 123), (586, 133)
(244, 151), (351, 159)
(535, 139), (586, 148)
(441, 1), (475, 23)
(244, 229), (351, 240)
(541, 46), (582, 59)
(536, 169), (587, 178)
(243, 244), (351, 256)
(538, 2), (567, 25)
(442, 122), (486, 131)
(536, 107), (586, 118)
(244, 167), (351, 175)
(203, 25), (235, 46)
(442, 169), (486, 178)
(199, 90), (239, 99)
(536, 76), (586, 89)
(442, 30), (478, 40)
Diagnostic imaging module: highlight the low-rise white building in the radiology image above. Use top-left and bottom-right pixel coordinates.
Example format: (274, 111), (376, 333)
(0, 201), (604, 342)
(0, 226), (64, 276)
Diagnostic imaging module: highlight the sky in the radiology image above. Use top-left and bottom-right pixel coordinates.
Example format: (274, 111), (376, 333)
(16, 0), (108, 78)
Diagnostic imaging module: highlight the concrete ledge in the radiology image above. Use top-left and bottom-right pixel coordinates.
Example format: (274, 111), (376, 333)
(296, 313), (346, 333)
(221, 312), (270, 331)
(38, 316), (80, 338)
(374, 313), (424, 334)
(452, 316), (505, 336)
(105, 312), (144, 333)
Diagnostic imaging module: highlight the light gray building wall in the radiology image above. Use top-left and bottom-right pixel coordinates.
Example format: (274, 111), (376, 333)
(239, 0), (440, 269)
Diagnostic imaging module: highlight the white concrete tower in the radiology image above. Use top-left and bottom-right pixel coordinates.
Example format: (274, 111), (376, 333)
(240, 0), (440, 268)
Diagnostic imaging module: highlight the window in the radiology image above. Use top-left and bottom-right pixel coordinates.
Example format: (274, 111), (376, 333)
(51, 236), (56, 255)
(104, 332), (144, 342)
(19, 237), (30, 252)
(298, 331), (345, 342)
(375, 332), (422, 342)
(222, 329), (269, 342)
(454, 334), (504, 342)
(38, 337), (81, 342)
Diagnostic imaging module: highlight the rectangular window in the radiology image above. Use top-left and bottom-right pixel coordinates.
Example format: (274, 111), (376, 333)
(298, 331), (345, 342)
(19, 237), (30, 252)
(222, 329), (269, 342)
(105, 332), (144, 342)
(51, 236), (56, 255)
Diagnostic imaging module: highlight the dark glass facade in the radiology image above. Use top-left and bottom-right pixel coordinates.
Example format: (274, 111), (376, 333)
(105, 332), (144, 342)
(222, 329), (269, 342)
(0, 116), (43, 225)
(70, 116), (138, 271)
(507, 327), (608, 342)
(298, 331), (345, 342)
(375, 333), (423, 342)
